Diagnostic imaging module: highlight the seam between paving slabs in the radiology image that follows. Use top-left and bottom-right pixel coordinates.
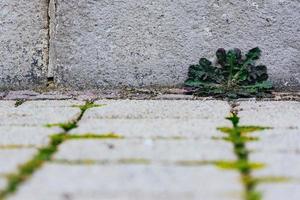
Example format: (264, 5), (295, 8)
(0, 100), (291, 200)
(214, 101), (289, 200)
(0, 101), (123, 200)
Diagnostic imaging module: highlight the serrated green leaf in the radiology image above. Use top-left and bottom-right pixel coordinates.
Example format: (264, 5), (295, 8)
(185, 47), (272, 98)
(246, 47), (261, 61)
(216, 48), (227, 67)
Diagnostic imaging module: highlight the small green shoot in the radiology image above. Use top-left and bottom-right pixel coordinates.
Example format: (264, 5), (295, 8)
(216, 113), (269, 200)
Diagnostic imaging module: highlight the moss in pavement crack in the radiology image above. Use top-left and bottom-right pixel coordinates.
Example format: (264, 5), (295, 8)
(72, 101), (104, 121)
(14, 99), (26, 107)
(0, 101), (108, 200)
(46, 101), (104, 131)
(45, 122), (78, 132)
(217, 113), (270, 200)
(0, 133), (65, 199)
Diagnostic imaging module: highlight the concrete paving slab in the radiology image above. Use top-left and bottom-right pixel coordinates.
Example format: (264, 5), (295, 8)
(247, 129), (300, 154)
(54, 139), (234, 162)
(258, 183), (300, 200)
(9, 164), (242, 200)
(88, 100), (231, 119)
(1, 99), (299, 200)
(0, 126), (60, 147)
(0, 149), (37, 174)
(0, 101), (83, 126)
(0, 101), (16, 109)
(0, 0), (49, 90)
(72, 100), (231, 138)
(238, 101), (300, 128)
(251, 153), (300, 179)
(71, 118), (227, 138)
(21, 100), (84, 108)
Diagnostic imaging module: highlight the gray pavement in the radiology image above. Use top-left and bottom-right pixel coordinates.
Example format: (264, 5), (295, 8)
(0, 99), (299, 200)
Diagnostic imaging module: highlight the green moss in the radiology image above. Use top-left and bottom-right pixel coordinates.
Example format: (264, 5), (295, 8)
(45, 102), (104, 132)
(215, 161), (265, 171)
(218, 126), (271, 135)
(0, 101), (108, 199)
(216, 113), (272, 200)
(46, 122), (77, 132)
(73, 102), (104, 120)
(0, 134), (65, 199)
(246, 191), (262, 200)
(0, 131), (124, 199)
(14, 99), (26, 107)
(213, 135), (260, 142)
(72, 102), (104, 112)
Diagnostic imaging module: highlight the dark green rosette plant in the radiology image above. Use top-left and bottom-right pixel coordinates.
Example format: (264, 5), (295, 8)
(185, 47), (272, 98)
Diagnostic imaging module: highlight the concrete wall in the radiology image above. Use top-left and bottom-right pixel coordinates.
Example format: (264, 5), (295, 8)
(0, 0), (49, 90)
(1, 0), (300, 90)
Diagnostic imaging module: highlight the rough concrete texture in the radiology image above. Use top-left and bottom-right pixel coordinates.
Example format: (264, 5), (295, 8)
(51, 0), (300, 89)
(238, 100), (300, 200)
(252, 153), (300, 178)
(88, 100), (230, 119)
(0, 0), (49, 90)
(71, 100), (231, 138)
(0, 100), (82, 126)
(21, 100), (83, 108)
(257, 183), (300, 200)
(0, 101), (81, 148)
(238, 101), (300, 128)
(0, 149), (37, 174)
(247, 129), (300, 153)
(54, 139), (234, 162)
(0, 126), (58, 147)
(251, 152), (300, 200)
(71, 118), (227, 138)
(0, 101), (15, 108)
(10, 164), (242, 200)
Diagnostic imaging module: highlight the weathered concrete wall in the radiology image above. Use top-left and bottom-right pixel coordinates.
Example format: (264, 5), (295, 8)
(0, 0), (299, 90)
(0, 0), (49, 90)
(51, 0), (300, 89)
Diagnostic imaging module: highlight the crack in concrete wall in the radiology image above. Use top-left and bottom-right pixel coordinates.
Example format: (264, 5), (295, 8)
(47, 0), (56, 79)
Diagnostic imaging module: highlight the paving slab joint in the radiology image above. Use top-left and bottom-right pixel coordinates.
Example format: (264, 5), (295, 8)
(216, 107), (290, 200)
(0, 101), (105, 199)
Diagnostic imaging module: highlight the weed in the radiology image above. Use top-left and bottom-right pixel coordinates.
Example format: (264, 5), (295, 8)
(185, 47), (272, 98)
(217, 113), (270, 200)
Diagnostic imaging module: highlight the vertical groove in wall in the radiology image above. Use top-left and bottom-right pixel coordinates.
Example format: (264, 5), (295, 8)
(47, 0), (55, 78)
(45, 0), (51, 78)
